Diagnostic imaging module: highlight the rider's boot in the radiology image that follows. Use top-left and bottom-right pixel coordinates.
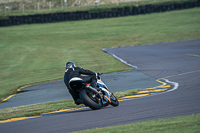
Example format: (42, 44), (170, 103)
(75, 98), (83, 105)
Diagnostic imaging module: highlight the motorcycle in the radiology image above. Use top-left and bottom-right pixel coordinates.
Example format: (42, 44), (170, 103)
(69, 73), (119, 110)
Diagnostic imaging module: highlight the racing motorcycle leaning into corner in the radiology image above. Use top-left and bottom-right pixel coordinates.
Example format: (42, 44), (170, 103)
(69, 73), (119, 110)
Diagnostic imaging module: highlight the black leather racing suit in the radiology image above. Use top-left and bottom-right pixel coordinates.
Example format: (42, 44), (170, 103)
(64, 67), (97, 101)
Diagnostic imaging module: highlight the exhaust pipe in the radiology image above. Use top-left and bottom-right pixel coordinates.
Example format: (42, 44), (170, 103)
(85, 85), (103, 101)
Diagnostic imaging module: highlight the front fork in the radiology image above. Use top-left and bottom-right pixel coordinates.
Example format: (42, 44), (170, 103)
(100, 87), (112, 104)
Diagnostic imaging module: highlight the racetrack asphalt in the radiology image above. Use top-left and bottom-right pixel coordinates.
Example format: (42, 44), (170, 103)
(1, 39), (200, 133)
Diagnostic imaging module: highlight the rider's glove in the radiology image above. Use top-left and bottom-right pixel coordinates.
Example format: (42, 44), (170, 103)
(96, 72), (100, 77)
(96, 72), (100, 79)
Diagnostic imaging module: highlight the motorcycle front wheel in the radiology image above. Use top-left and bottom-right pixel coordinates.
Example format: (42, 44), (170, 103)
(110, 94), (119, 107)
(79, 89), (102, 110)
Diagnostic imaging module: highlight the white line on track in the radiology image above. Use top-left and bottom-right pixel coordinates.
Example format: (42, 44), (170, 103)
(102, 48), (139, 69)
(162, 79), (179, 92)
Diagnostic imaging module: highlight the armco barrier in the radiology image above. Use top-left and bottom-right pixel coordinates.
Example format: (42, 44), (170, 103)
(0, 0), (199, 27)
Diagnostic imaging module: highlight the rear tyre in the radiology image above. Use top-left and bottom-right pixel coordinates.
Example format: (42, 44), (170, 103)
(79, 89), (102, 110)
(110, 94), (119, 106)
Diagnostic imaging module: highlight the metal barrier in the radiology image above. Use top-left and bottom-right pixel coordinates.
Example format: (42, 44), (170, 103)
(0, 0), (199, 27)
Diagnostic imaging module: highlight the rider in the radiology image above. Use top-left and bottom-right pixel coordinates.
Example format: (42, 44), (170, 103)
(64, 62), (100, 105)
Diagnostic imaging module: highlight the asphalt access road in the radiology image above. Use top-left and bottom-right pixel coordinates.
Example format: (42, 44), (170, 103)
(1, 39), (200, 133)
(0, 70), (161, 109)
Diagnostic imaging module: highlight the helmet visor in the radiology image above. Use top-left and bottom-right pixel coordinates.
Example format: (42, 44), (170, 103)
(66, 62), (76, 69)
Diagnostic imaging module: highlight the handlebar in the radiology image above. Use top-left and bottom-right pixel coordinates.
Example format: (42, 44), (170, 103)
(96, 72), (103, 79)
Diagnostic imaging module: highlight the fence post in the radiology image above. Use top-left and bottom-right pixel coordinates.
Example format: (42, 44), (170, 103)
(23, 4), (24, 13)
(95, 0), (99, 6)
(3, 0), (6, 14)
(61, 0), (63, 10)
(5, 5), (7, 14)
(64, 0), (67, 10)
(49, 1), (51, 11)
(37, 2), (40, 12)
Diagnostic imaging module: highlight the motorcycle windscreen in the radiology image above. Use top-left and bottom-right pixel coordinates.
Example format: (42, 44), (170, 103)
(97, 79), (108, 89)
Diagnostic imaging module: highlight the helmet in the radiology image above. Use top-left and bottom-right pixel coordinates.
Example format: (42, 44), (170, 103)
(66, 62), (76, 69)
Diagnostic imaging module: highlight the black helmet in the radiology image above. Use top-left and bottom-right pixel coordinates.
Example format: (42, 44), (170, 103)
(66, 62), (76, 69)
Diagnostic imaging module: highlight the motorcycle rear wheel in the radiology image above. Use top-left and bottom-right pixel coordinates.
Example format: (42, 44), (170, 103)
(79, 89), (102, 110)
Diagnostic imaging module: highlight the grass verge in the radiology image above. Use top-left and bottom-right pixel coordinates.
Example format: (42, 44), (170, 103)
(0, 89), (141, 121)
(73, 114), (200, 133)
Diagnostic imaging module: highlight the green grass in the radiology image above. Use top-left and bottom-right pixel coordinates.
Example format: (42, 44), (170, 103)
(73, 114), (200, 133)
(0, 8), (200, 100)
(0, 99), (77, 121)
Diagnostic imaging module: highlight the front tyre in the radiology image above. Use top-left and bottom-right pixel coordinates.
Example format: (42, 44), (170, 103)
(79, 89), (102, 110)
(110, 94), (119, 106)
